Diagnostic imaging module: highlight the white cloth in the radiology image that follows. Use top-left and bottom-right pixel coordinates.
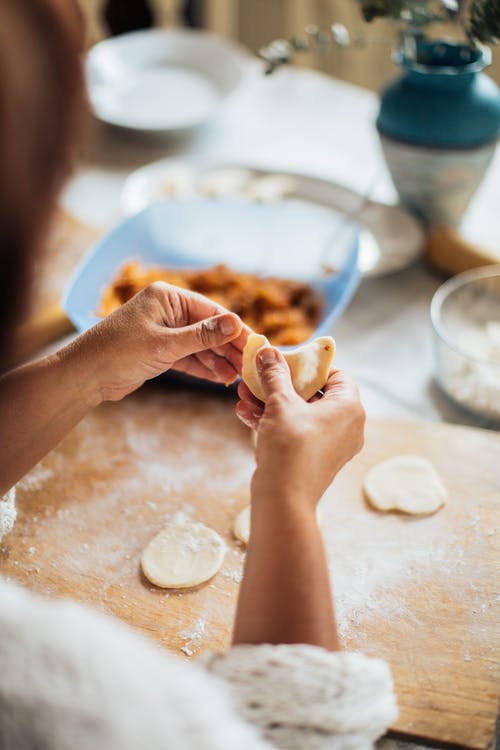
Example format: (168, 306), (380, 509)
(0, 579), (397, 750)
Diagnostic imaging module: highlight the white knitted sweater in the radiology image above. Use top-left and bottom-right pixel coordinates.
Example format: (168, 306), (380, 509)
(0, 579), (397, 750)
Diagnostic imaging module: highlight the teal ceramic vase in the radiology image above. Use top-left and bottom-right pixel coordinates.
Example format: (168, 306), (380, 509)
(377, 41), (500, 226)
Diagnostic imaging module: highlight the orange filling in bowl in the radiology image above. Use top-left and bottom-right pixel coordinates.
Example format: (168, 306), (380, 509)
(99, 261), (322, 346)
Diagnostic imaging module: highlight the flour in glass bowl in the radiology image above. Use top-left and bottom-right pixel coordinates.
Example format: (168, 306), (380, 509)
(441, 319), (500, 420)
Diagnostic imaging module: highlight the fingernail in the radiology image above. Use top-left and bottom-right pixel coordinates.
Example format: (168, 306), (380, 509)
(219, 315), (237, 336)
(257, 347), (279, 367)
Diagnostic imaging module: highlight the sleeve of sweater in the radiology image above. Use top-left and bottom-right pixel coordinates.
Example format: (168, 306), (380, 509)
(0, 579), (273, 750)
(0, 578), (397, 750)
(202, 644), (398, 750)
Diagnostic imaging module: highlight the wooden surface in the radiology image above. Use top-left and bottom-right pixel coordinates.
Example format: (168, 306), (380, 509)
(1, 387), (499, 749)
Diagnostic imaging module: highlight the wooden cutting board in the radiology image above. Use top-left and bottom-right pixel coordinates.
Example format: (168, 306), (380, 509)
(1, 385), (499, 749)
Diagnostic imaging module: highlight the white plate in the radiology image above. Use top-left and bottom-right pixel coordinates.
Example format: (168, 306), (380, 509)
(86, 29), (253, 134)
(122, 158), (424, 276)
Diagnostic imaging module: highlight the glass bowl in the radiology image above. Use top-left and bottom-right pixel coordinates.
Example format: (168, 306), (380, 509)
(430, 266), (500, 422)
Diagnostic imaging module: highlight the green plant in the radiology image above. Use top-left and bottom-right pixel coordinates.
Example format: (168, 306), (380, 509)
(358, 0), (500, 43)
(259, 0), (500, 73)
(469, 0), (500, 43)
(358, 0), (456, 24)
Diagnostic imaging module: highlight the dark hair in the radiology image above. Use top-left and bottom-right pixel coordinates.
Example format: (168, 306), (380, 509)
(0, 0), (85, 363)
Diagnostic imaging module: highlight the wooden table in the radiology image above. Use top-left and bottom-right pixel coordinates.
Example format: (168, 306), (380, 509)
(6, 63), (500, 750)
(63, 66), (500, 429)
(2, 382), (499, 749)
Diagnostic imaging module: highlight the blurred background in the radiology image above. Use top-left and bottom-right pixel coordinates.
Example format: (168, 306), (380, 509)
(78, 0), (500, 91)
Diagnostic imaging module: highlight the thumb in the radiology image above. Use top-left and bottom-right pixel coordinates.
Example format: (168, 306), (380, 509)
(256, 347), (296, 401)
(167, 313), (241, 357)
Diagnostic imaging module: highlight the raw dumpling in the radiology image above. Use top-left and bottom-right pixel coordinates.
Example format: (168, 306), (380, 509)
(242, 333), (335, 402)
(363, 455), (447, 515)
(141, 520), (226, 588)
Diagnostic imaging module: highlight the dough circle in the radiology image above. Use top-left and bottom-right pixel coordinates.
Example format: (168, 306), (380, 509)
(233, 505), (251, 544)
(242, 333), (335, 402)
(363, 455), (447, 515)
(141, 520), (226, 589)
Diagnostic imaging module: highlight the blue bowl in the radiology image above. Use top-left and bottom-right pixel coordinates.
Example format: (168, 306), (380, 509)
(63, 197), (360, 350)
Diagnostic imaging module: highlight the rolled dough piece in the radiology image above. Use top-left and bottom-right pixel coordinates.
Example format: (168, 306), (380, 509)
(363, 455), (447, 514)
(233, 505), (251, 544)
(141, 520), (226, 589)
(242, 333), (335, 402)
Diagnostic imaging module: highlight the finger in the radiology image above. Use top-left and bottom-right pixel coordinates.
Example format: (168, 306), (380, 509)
(256, 347), (296, 402)
(166, 313), (243, 359)
(174, 355), (238, 384)
(229, 324), (252, 351)
(173, 357), (225, 383)
(195, 349), (239, 384)
(179, 288), (233, 324)
(209, 341), (244, 374)
(156, 284), (250, 357)
(236, 400), (263, 430)
(151, 283), (246, 340)
(237, 380), (263, 408)
(317, 369), (360, 404)
(212, 325), (251, 365)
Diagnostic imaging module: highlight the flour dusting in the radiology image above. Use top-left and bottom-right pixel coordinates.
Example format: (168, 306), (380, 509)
(220, 567), (243, 584)
(0, 488), (16, 541)
(442, 316), (500, 420)
(179, 617), (208, 657)
(324, 508), (468, 640)
(16, 464), (54, 492)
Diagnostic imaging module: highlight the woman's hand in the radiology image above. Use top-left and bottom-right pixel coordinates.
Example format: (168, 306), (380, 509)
(64, 282), (248, 403)
(0, 283), (247, 495)
(233, 347), (363, 649)
(236, 347), (365, 509)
